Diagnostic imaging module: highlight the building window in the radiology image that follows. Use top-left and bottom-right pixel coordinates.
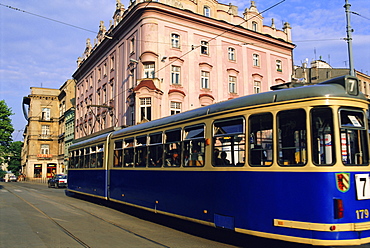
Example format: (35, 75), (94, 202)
(170, 101), (181, 115)
(41, 108), (50, 121)
(130, 68), (135, 88)
(254, 81), (261, 94)
(103, 63), (107, 77)
(144, 63), (155, 78)
(41, 125), (50, 138)
(41, 144), (50, 154)
(98, 68), (102, 81)
(110, 55), (115, 71)
(171, 33), (180, 48)
(102, 84), (107, 104)
(171, 65), (181, 85)
(204, 6), (211, 17)
(140, 97), (152, 121)
(130, 37), (135, 54)
(276, 60), (282, 72)
(229, 76), (237, 93)
(201, 41), (209, 55)
(228, 47), (235, 61)
(228, 47), (236, 61)
(97, 89), (101, 105)
(253, 54), (260, 67)
(201, 71), (210, 89)
(252, 21), (258, 31)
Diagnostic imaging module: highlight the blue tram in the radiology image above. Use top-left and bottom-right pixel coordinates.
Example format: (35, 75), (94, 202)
(68, 75), (370, 246)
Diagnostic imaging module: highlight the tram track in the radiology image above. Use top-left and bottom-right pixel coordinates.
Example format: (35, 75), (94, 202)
(4, 184), (171, 248)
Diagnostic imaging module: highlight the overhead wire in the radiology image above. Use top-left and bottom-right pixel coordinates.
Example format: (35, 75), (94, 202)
(0, 3), (97, 34)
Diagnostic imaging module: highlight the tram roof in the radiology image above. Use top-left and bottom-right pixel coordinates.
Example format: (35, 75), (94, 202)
(70, 132), (111, 150)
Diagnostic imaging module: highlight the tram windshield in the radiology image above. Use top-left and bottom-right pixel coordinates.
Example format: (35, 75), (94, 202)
(339, 109), (369, 166)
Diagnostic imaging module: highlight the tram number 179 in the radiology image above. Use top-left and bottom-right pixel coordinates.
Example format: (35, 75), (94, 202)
(356, 209), (369, 219)
(355, 174), (370, 200)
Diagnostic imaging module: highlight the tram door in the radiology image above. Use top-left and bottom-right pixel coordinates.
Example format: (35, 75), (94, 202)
(311, 108), (334, 165)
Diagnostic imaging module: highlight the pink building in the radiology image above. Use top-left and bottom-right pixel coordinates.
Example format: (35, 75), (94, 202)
(73, 0), (294, 139)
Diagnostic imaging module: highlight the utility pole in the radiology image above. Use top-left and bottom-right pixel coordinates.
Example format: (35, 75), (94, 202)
(344, 0), (355, 76)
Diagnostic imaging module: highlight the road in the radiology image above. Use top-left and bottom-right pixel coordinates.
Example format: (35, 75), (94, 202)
(0, 182), (369, 248)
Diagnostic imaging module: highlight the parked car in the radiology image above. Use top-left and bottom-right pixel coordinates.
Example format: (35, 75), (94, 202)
(48, 174), (67, 188)
(8, 175), (17, 182)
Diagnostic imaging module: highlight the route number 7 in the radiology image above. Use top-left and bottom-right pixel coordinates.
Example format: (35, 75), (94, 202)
(355, 174), (370, 200)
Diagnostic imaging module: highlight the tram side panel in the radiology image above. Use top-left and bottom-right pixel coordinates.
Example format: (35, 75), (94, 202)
(109, 168), (370, 244)
(68, 169), (108, 198)
(109, 169), (219, 221)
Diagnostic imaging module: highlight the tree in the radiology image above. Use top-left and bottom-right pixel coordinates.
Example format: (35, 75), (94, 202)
(7, 141), (23, 175)
(0, 100), (14, 165)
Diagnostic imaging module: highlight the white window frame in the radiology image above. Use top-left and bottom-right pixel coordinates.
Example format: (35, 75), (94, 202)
(228, 47), (235, 61)
(170, 101), (181, 115)
(228, 76), (237, 93)
(41, 144), (50, 154)
(201, 71), (210, 89)
(253, 54), (260, 67)
(144, 63), (155, 78)
(201, 41), (209, 55)
(204, 6), (211, 17)
(252, 21), (258, 31)
(254, 81), (261, 94)
(140, 97), (152, 121)
(171, 33), (180, 48)
(41, 125), (50, 135)
(42, 108), (50, 121)
(171, 65), (181, 85)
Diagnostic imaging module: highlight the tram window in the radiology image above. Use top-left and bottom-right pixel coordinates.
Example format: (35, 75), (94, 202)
(184, 125), (205, 167)
(84, 148), (90, 168)
(339, 109), (369, 165)
(149, 133), (163, 167)
(79, 149), (85, 168)
(135, 136), (147, 167)
(69, 152), (75, 168)
(73, 150), (79, 168)
(96, 144), (104, 168)
(165, 129), (181, 167)
(278, 109), (307, 166)
(124, 138), (134, 167)
(114, 140), (123, 167)
(311, 108), (335, 166)
(249, 113), (273, 167)
(90, 146), (97, 168)
(213, 117), (245, 167)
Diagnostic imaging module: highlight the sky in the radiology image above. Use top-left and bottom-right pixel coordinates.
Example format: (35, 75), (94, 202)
(0, 0), (369, 141)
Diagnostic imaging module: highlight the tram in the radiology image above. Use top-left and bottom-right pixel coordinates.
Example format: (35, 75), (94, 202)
(68, 75), (370, 246)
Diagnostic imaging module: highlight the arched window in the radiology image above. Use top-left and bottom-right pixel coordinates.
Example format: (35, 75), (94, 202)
(204, 6), (211, 17)
(252, 21), (258, 32)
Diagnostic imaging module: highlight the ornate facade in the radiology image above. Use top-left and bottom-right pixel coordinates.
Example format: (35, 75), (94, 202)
(73, 0), (295, 139)
(21, 80), (76, 180)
